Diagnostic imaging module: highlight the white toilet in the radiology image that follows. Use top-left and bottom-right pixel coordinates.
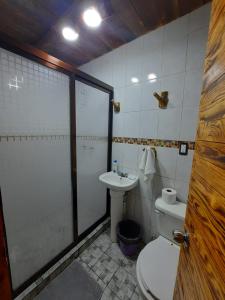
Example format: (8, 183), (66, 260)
(136, 197), (187, 300)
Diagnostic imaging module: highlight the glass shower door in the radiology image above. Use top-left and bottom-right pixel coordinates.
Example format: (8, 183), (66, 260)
(75, 80), (110, 236)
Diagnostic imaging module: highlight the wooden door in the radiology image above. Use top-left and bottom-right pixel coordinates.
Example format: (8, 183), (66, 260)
(0, 191), (12, 300)
(174, 0), (225, 299)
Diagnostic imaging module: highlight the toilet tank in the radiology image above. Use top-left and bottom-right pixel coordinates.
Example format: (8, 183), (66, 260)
(155, 197), (186, 242)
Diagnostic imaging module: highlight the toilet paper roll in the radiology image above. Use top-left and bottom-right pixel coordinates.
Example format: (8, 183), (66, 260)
(162, 188), (177, 204)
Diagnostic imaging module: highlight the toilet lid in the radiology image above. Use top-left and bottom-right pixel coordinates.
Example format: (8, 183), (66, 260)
(139, 236), (180, 300)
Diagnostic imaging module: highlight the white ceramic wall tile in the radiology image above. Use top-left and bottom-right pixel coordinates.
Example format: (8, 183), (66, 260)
(113, 112), (124, 137)
(112, 46), (126, 88)
(143, 27), (164, 52)
(164, 14), (189, 42)
(188, 3), (211, 33)
(160, 73), (185, 108)
(183, 69), (203, 108)
(122, 112), (139, 137)
(112, 143), (124, 167)
(155, 147), (178, 179)
(186, 27), (209, 71)
(153, 175), (175, 199)
(120, 143), (138, 172)
(123, 84), (141, 112)
(125, 36), (144, 85)
(176, 150), (194, 180)
(140, 79), (160, 111)
(162, 37), (187, 76)
(139, 110), (158, 139)
(180, 108), (199, 140)
(175, 178), (190, 203)
(157, 108), (182, 140)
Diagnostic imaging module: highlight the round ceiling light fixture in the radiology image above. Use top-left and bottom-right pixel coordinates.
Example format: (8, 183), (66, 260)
(62, 27), (79, 41)
(83, 7), (102, 28)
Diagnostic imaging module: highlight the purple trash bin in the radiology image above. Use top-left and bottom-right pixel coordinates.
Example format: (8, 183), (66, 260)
(116, 219), (141, 257)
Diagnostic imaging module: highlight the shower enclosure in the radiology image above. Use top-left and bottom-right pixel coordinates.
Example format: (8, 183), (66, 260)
(0, 43), (113, 297)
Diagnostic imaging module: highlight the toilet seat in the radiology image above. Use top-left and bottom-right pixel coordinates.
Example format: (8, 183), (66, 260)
(136, 236), (180, 300)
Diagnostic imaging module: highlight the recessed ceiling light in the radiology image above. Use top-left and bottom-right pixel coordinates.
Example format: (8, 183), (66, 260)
(62, 27), (79, 41)
(131, 77), (139, 83)
(83, 7), (102, 28)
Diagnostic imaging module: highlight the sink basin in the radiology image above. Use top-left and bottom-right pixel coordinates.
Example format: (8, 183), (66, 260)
(99, 171), (138, 191)
(99, 171), (139, 242)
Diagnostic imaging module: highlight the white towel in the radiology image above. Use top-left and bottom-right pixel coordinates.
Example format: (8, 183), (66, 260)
(139, 148), (147, 170)
(144, 147), (156, 181)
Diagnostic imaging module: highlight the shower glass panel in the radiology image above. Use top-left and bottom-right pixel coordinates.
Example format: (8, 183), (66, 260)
(75, 80), (109, 236)
(0, 47), (73, 290)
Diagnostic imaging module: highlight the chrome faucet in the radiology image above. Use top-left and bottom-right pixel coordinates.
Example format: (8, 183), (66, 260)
(117, 171), (128, 178)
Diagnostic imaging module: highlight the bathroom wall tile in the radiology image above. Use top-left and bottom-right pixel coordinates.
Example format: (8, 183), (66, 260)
(157, 108), (182, 140)
(122, 112), (140, 137)
(188, 3), (211, 33)
(162, 37), (187, 76)
(160, 73), (185, 108)
(143, 27), (164, 52)
(164, 14), (189, 42)
(125, 36), (144, 85)
(112, 46), (126, 88)
(180, 108), (199, 141)
(123, 84), (141, 112)
(120, 143), (139, 172)
(140, 80), (160, 111)
(139, 110), (158, 139)
(114, 87), (125, 112)
(183, 69), (203, 108)
(186, 27), (209, 71)
(112, 143), (124, 169)
(175, 178), (190, 203)
(155, 147), (178, 179)
(176, 150), (194, 180)
(153, 175), (175, 199)
(141, 48), (163, 81)
(113, 112), (124, 137)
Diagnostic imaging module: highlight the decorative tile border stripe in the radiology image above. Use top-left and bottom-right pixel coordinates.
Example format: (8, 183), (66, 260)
(112, 137), (195, 150)
(76, 135), (108, 141)
(16, 218), (110, 300)
(0, 135), (70, 142)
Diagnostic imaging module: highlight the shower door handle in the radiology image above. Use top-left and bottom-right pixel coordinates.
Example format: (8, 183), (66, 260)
(173, 230), (189, 248)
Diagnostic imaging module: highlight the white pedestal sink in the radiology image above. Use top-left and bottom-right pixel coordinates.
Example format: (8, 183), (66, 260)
(99, 171), (139, 242)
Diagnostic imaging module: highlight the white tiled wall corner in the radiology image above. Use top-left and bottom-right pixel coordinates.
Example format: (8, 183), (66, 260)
(80, 3), (211, 241)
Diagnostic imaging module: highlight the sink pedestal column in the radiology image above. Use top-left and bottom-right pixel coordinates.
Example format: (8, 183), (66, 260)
(110, 190), (125, 242)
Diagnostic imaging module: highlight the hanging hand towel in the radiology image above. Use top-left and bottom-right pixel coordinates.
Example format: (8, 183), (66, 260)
(144, 147), (156, 181)
(139, 148), (147, 170)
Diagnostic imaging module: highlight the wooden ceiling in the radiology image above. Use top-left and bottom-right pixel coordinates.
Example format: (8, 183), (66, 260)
(0, 0), (210, 67)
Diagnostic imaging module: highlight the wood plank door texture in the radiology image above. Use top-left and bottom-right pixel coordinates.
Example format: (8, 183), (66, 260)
(174, 0), (225, 299)
(0, 191), (12, 300)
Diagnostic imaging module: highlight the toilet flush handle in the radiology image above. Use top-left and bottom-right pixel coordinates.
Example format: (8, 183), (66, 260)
(173, 230), (189, 248)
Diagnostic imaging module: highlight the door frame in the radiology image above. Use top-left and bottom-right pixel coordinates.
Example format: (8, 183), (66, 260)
(74, 74), (113, 243)
(0, 37), (113, 297)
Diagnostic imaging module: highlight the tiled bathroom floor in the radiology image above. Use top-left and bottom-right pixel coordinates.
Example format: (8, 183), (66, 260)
(77, 230), (144, 300)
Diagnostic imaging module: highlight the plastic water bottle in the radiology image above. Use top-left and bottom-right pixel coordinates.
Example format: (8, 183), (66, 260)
(112, 160), (118, 173)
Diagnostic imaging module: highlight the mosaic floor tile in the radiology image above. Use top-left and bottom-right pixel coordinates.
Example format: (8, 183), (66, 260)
(131, 286), (145, 300)
(79, 243), (104, 268)
(94, 232), (112, 252)
(92, 253), (120, 284)
(77, 258), (107, 290)
(105, 242), (126, 266)
(108, 267), (137, 300)
(123, 257), (137, 279)
(101, 287), (120, 300)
